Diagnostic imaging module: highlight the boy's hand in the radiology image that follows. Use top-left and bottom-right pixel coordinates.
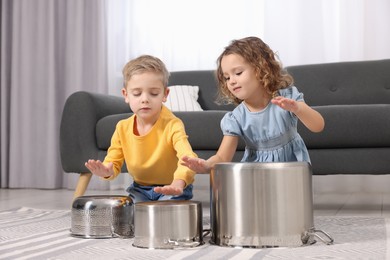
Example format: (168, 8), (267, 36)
(181, 156), (211, 173)
(85, 160), (114, 178)
(271, 96), (299, 114)
(154, 179), (185, 195)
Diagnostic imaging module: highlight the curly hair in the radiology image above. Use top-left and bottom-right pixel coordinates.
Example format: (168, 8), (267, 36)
(122, 55), (170, 89)
(216, 37), (293, 105)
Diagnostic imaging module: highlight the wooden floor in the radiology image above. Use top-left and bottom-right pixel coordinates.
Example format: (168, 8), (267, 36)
(1, 185), (390, 217)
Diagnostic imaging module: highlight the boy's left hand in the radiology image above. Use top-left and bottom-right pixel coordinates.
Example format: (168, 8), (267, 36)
(154, 179), (185, 196)
(154, 185), (183, 195)
(271, 96), (299, 114)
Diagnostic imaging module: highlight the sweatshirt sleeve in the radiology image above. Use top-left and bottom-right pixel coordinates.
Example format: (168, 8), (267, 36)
(102, 123), (125, 180)
(170, 119), (197, 186)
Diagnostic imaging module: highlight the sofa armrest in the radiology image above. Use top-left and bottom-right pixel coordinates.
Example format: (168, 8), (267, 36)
(60, 91), (130, 173)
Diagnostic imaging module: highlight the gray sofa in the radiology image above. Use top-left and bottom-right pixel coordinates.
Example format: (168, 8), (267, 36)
(60, 59), (390, 185)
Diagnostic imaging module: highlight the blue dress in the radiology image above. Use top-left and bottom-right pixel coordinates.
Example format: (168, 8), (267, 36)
(221, 86), (310, 163)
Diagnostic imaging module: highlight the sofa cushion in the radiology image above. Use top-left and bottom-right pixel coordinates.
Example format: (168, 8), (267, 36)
(168, 70), (235, 111)
(165, 85), (203, 111)
(299, 104), (390, 148)
(287, 59), (390, 106)
(309, 148), (390, 175)
(174, 111), (245, 150)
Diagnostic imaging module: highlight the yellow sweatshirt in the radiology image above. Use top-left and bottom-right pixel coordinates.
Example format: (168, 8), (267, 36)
(103, 105), (197, 186)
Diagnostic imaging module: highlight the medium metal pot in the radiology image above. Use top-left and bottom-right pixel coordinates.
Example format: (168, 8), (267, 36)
(71, 195), (134, 238)
(133, 200), (204, 249)
(210, 162), (333, 248)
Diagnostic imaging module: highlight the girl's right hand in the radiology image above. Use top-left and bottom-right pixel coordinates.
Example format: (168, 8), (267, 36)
(181, 156), (211, 174)
(85, 160), (114, 178)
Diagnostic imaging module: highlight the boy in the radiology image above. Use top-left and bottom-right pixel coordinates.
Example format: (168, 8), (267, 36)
(85, 55), (197, 202)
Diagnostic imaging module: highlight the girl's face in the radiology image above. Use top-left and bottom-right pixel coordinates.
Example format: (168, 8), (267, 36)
(122, 72), (169, 123)
(220, 54), (262, 102)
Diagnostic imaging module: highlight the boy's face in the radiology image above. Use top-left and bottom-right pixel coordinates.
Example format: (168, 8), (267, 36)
(122, 72), (169, 123)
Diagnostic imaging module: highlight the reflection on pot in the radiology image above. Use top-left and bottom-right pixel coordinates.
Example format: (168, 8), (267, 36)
(71, 195), (134, 239)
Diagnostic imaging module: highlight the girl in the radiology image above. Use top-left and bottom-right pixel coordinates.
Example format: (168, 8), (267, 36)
(182, 36), (324, 173)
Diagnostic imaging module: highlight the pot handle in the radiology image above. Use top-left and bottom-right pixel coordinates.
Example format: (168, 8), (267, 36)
(166, 239), (202, 248)
(203, 228), (211, 237)
(166, 229), (211, 248)
(307, 229), (334, 245)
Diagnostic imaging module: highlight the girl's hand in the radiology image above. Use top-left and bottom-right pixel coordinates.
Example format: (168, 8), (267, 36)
(85, 160), (114, 178)
(271, 96), (299, 114)
(273, 96), (325, 133)
(181, 156), (211, 173)
(154, 179), (184, 195)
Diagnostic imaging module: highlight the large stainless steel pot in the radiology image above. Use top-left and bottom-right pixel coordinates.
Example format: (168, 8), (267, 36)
(133, 200), (204, 249)
(210, 162), (333, 248)
(71, 195), (134, 238)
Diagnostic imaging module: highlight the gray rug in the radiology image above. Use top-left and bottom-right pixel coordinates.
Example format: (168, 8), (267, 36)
(0, 207), (387, 259)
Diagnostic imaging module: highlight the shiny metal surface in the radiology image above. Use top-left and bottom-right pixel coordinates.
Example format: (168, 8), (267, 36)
(133, 200), (203, 249)
(210, 162), (316, 247)
(71, 195), (134, 238)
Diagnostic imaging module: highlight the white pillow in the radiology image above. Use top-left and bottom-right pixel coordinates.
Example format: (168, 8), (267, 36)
(164, 85), (203, 111)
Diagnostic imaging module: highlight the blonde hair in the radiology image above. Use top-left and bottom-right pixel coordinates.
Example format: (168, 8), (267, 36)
(122, 55), (170, 88)
(216, 36), (293, 105)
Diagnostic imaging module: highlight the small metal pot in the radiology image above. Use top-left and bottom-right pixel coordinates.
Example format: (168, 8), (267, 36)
(71, 195), (134, 238)
(133, 200), (204, 249)
(210, 162), (333, 248)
